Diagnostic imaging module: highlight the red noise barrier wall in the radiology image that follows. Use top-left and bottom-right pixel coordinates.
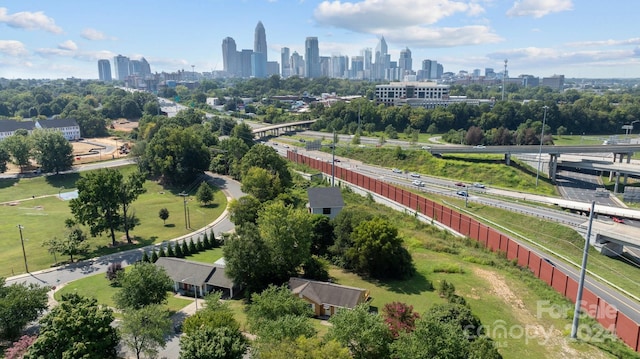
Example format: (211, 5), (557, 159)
(287, 151), (640, 352)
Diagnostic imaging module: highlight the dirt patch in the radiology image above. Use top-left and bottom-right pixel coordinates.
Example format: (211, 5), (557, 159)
(473, 267), (601, 359)
(111, 119), (139, 132)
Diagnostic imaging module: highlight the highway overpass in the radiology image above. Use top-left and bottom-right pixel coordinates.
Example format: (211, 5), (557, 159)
(252, 120), (316, 138)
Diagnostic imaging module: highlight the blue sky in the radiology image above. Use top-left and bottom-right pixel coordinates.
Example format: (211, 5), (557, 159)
(1, 0), (639, 80)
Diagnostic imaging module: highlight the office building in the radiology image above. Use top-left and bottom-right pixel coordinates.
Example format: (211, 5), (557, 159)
(331, 55), (348, 78)
(542, 75), (565, 90)
(130, 57), (151, 78)
(240, 49), (253, 78)
(305, 37), (320, 78)
(375, 82), (450, 106)
(374, 36), (388, 80)
(281, 47), (290, 77)
(351, 56), (364, 79)
(290, 51), (304, 77)
(222, 37), (239, 76)
(253, 21), (268, 77)
(98, 59), (112, 82)
(398, 47), (412, 75)
(113, 54), (130, 81)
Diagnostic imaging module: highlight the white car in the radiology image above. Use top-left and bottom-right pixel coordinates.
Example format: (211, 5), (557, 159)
(392, 168), (402, 173)
(410, 173), (421, 178)
(421, 146), (431, 150)
(412, 180), (425, 187)
(473, 145), (486, 149)
(473, 182), (485, 188)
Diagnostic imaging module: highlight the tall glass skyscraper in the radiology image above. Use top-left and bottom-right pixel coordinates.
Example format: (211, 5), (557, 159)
(98, 59), (112, 82)
(253, 21), (268, 77)
(222, 37), (238, 76)
(113, 55), (130, 81)
(305, 37), (319, 79)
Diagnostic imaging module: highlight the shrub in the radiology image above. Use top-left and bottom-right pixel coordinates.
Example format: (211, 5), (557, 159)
(106, 262), (124, 286)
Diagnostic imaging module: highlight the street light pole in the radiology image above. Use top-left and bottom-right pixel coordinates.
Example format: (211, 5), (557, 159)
(17, 225), (28, 273)
(331, 130), (336, 187)
(536, 105), (549, 187)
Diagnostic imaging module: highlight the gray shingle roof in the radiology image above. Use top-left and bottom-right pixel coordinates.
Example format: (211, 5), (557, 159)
(289, 277), (368, 309)
(155, 257), (234, 289)
(37, 118), (79, 129)
(0, 120), (36, 132)
(307, 187), (345, 208)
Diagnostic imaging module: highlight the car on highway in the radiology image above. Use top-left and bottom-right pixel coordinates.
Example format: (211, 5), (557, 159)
(333, 158), (341, 162)
(410, 173), (421, 178)
(412, 180), (425, 187)
(612, 217), (625, 224)
(472, 182), (485, 188)
(455, 182), (465, 187)
(283, 144), (290, 148)
(473, 145), (486, 149)
(421, 146), (431, 150)
(392, 168), (402, 173)
(456, 190), (468, 197)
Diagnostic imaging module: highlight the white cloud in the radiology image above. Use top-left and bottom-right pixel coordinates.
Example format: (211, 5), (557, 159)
(314, 0), (484, 32)
(0, 7), (63, 33)
(567, 38), (640, 48)
(81, 28), (113, 41)
(58, 40), (77, 51)
(384, 25), (502, 47)
(506, 0), (573, 18)
(487, 46), (635, 69)
(0, 40), (28, 56)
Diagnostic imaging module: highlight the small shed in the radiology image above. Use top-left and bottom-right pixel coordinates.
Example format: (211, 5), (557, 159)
(307, 187), (344, 219)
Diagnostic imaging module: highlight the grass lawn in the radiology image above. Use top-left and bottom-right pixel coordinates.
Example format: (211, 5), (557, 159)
(0, 165), (227, 278)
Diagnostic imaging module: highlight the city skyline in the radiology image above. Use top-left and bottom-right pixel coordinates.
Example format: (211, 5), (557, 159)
(1, 1), (640, 80)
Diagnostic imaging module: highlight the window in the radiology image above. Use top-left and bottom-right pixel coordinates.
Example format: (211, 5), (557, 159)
(322, 208), (331, 215)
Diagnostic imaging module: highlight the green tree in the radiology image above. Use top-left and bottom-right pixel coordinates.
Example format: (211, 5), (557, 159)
(159, 208), (169, 225)
(240, 144), (291, 187)
(42, 225), (89, 263)
(114, 262), (173, 310)
(0, 279), (48, 341)
(179, 326), (247, 359)
(0, 143), (10, 173)
(309, 215), (334, 256)
(247, 285), (313, 329)
(223, 224), (273, 294)
(120, 305), (173, 359)
(195, 181), (214, 205)
(228, 195), (262, 227)
(258, 201), (313, 282)
(326, 303), (393, 359)
(3, 132), (32, 172)
(241, 166), (283, 202)
(346, 217), (415, 279)
(390, 318), (470, 359)
(144, 126), (210, 185)
(31, 129), (73, 174)
(259, 337), (351, 359)
(119, 171), (147, 243)
(26, 293), (119, 359)
(231, 121), (255, 148)
(70, 168), (122, 246)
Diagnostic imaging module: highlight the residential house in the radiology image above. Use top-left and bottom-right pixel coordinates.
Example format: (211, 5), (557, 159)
(289, 277), (369, 317)
(154, 257), (240, 299)
(307, 187), (345, 219)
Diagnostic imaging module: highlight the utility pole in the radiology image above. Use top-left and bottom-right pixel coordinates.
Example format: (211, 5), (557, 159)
(179, 192), (188, 229)
(502, 59), (508, 101)
(17, 225), (28, 273)
(571, 201), (595, 339)
(536, 105), (549, 187)
(331, 130), (336, 186)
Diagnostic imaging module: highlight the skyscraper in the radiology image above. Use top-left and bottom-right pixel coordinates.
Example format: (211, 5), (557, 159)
(113, 54), (130, 81)
(253, 21), (268, 78)
(281, 47), (290, 77)
(398, 47), (412, 75)
(222, 37), (238, 76)
(98, 59), (112, 82)
(290, 51), (304, 77)
(305, 37), (320, 79)
(374, 36), (388, 80)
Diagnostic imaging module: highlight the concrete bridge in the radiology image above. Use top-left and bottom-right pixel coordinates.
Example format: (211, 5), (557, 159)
(252, 120), (316, 138)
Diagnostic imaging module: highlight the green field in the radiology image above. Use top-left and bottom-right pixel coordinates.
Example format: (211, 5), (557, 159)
(0, 166), (227, 277)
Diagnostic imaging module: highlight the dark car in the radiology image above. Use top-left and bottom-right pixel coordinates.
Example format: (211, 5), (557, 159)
(456, 190), (468, 197)
(455, 182), (465, 187)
